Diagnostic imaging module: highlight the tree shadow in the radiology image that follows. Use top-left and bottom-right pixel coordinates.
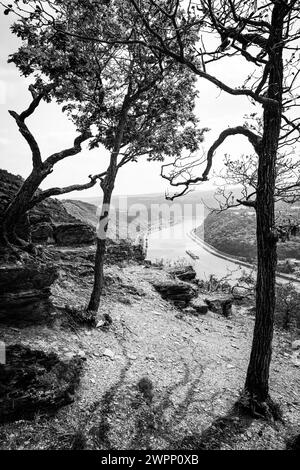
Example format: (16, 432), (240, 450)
(175, 404), (254, 450)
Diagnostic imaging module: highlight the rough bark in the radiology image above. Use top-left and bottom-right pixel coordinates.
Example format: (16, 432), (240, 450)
(87, 93), (130, 313)
(1, 169), (45, 247)
(87, 184), (114, 312)
(243, 2), (286, 417)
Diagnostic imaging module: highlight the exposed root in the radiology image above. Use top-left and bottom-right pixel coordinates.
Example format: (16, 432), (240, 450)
(236, 390), (283, 422)
(64, 305), (97, 327)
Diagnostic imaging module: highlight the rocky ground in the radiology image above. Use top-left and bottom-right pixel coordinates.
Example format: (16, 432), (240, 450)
(0, 251), (299, 450)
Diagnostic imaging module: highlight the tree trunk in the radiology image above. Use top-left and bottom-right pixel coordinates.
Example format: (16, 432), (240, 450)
(243, 3), (286, 418)
(1, 169), (44, 247)
(87, 181), (114, 313)
(87, 96), (130, 313)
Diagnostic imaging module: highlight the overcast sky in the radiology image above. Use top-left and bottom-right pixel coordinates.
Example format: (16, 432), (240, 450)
(0, 11), (257, 198)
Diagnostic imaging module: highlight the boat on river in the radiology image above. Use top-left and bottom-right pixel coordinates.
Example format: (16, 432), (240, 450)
(186, 250), (199, 260)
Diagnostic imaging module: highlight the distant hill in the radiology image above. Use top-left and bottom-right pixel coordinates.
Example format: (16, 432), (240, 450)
(62, 199), (98, 227)
(63, 187), (247, 239)
(75, 188), (236, 210)
(198, 208), (300, 261)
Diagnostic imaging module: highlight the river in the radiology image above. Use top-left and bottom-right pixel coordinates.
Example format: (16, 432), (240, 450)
(145, 217), (251, 283)
(146, 217), (299, 286)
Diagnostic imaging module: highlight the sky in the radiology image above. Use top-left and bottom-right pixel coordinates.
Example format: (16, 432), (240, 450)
(0, 10), (258, 198)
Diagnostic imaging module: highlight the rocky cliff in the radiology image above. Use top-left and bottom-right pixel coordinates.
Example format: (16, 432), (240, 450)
(0, 169), (95, 246)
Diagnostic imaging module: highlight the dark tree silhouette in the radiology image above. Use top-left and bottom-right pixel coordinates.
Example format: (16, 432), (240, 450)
(1, 83), (104, 250)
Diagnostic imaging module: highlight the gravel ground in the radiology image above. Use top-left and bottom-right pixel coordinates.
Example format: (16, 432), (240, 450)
(0, 262), (299, 450)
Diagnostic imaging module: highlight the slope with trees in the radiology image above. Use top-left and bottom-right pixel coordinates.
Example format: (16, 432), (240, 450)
(125, 0), (300, 417)
(3, 0), (300, 418)
(199, 208), (300, 262)
(0, 82), (104, 251)
(4, 0), (205, 313)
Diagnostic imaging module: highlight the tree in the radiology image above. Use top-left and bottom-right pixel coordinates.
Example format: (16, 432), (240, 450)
(5, 0), (298, 417)
(124, 0), (300, 418)
(4, 0), (205, 313)
(0, 81), (104, 250)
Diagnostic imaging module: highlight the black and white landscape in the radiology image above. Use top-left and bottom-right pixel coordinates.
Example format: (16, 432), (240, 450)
(0, 0), (300, 453)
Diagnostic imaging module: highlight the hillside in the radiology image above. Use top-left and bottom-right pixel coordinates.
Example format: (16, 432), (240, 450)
(62, 199), (144, 239)
(198, 209), (300, 262)
(0, 169), (96, 247)
(75, 187), (244, 217)
(62, 200), (98, 227)
(1, 171), (300, 450)
(1, 254), (300, 450)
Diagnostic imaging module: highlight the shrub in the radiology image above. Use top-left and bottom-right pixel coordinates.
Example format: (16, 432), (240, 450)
(275, 283), (300, 329)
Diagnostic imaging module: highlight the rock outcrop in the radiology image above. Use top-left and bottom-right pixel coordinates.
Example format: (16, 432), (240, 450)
(106, 239), (145, 264)
(153, 279), (198, 307)
(204, 294), (233, 317)
(189, 296), (209, 314)
(0, 169), (95, 246)
(0, 262), (58, 324)
(168, 265), (197, 282)
(54, 223), (95, 246)
(0, 344), (84, 423)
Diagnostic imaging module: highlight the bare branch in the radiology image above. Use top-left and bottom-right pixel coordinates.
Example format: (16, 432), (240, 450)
(29, 172), (106, 208)
(161, 126), (262, 200)
(9, 110), (42, 168)
(45, 130), (92, 167)
(20, 84), (53, 121)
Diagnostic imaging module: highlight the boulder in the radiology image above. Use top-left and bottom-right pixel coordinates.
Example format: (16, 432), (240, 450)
(204, 294), (233, 317)
(153, 279), (197, 306)
(190, 297), (209, 315)
(168, 265), (196, 282)
(54, 223), (95, 246)
(183, 306), (199, 316)
(0, 262), (58, 324)
(0, 344), (84, 423)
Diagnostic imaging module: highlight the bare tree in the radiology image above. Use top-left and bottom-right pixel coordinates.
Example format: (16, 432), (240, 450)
(4, 0), (300, 417)
(125, 0), (300, 418)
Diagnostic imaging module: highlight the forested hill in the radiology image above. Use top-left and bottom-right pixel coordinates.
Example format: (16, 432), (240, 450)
(197, 208), (300, 262)
(76, 187), (244, 214)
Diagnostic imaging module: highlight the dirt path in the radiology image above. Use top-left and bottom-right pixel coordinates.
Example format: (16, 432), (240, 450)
(0, 263), (299, 450)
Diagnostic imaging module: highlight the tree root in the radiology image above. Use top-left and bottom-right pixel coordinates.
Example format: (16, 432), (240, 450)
(1, 226), (37, 259)
(64, 306), (97, 327)
(236, 390), (283, 422)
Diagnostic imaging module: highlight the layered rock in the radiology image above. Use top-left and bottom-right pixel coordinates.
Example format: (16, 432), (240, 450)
(54, 223), (95, 246)
(189, 296), (209, 315)
(0, 344), (84, 423)
(105, 239), (145, 264)
(204, 294), (233, 317)
(0, 169), (95, 246)
(0, 262), (58, 324)
(153, 279), (198, 307)
(168, 265), (197, 282)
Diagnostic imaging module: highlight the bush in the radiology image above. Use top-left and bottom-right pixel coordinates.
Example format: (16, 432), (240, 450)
(275, 283), (300, 329)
